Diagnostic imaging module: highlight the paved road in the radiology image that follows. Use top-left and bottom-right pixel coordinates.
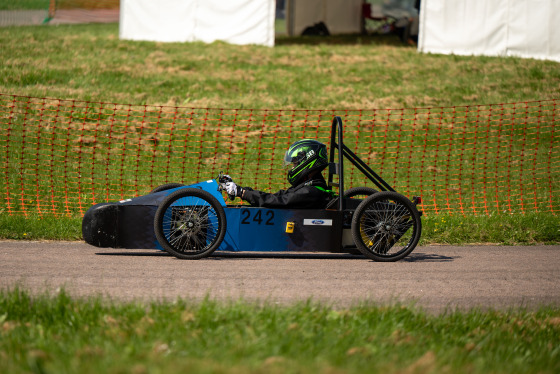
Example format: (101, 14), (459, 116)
(1, 241), (559, 312)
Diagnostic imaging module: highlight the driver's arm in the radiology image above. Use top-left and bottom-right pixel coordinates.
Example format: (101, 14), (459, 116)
(241, 186), (328, 209)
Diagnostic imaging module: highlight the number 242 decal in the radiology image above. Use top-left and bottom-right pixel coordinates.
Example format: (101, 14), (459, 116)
(241, 209), (274, 226)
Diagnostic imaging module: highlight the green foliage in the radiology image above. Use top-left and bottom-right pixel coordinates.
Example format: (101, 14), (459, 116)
(421, 213), (560, 245)
(0, 0), (48, 11)
(0, 24), (558, 109)
(1, 213), (559, 244)
(0, 23), (558, 243)
(0, 214), (81, 240)
(1, 288), (559, 373)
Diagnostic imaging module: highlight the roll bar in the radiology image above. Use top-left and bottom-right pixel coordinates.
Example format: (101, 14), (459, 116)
(327, 116), (396, 211)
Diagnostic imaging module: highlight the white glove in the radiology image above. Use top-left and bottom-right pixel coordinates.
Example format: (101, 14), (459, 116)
(219, 174), (233, 183)
(225, 181), (241, 197)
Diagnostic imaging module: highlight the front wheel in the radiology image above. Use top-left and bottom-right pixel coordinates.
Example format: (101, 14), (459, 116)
(154, 188), (226, 259)
(150, 183), (185, 194)
(351, 191), (421, 262)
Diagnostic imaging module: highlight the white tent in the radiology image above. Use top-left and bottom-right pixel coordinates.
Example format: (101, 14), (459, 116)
(418, 0), (560, 62)
(120, 0), (276, 47)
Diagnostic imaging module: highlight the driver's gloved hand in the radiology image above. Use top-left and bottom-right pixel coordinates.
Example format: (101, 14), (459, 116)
(219, 174), (234, 184)
(224, 182), (244, 197)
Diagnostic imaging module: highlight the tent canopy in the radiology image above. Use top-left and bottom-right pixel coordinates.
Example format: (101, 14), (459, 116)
(418, 0), (560, 62)
(120, 0), (275, 47)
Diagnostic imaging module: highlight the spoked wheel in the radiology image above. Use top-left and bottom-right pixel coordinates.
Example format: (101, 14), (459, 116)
(154, 188), (226, 259)
(344, 186), (378, 200)
(150, 183), (185, 194)
(329, 187), (379, 255)
(351, 191), (421, 262)
(325, 186), (378, 209)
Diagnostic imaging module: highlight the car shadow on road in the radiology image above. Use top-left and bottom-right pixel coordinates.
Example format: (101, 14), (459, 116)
(96, 251), (172, 257)
(403, 252), (457, 262)
(96, 250), (456, 262)
(96, 251), (362, 260)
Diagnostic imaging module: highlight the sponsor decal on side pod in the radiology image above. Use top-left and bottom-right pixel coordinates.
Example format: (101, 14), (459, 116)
(303, 219), (333, 226)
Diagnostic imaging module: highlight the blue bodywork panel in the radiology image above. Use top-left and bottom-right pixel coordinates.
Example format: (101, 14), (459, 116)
(82, 180), (343, 253)
(221, 207), (341, 252)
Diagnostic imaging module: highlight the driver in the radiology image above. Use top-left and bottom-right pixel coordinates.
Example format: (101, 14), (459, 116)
(219, 139), (334, 209)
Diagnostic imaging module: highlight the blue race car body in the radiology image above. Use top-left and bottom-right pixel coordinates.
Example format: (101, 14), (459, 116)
(82, 180), (345, 253)
(82, 117), (422, 261)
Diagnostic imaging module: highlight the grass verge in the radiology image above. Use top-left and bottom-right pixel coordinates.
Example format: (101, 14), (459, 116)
(1, 23), (559, 109)
(1, 23), (559, 244)
(1, 287), (559, 374)
(0, 212), (558, 245)
(0, 0), (48, 11)
(420, 213), (560, 245)
(0, 213), (81, 241)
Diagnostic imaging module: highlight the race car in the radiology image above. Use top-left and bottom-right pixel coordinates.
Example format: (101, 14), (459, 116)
(82, 117), (422, 261)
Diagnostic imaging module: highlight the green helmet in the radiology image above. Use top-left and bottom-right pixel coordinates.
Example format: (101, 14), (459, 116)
(283, 139), (328, 186)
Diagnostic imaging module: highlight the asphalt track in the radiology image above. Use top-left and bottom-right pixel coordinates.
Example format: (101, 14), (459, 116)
(1, 241), (559, 313)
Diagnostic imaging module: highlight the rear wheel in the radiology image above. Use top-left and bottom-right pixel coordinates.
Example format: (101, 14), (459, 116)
(351, 191), (421, 262)
(344, 186), (378, 200)
(154, 188), (226, 259)
(333, 187), (379, 254)
(326, 186), (378, 209)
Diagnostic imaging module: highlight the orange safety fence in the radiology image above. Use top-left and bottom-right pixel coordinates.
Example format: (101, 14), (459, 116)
(52, 0), (120, 10)
(0, 1), (119, 27)
(1, 93), (558, 217)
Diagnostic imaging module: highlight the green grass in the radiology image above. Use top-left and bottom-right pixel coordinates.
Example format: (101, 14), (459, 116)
(421, 213), (560, 245)
(1, 24), (558, 374)
(0, 0), (48, 11)
(0, 213), (80, 240)
(0, 23), (559, 243)
(0, 0), (119, 11)
(1, 287), (559, 374)
(1, 23), (558, 109)
(1, 213), (558, 245)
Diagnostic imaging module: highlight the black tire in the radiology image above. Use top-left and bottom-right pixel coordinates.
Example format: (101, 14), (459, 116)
(344, 186), (378, 199)
(325, 186), (378, 209)
(351, 191), (421, 262)
(334, 186), (379, 254)
(150, 183), (185, 194)
(154, 188), (226, 259)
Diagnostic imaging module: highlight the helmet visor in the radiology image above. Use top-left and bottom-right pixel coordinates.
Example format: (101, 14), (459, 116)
(283, 150), (294, 169)
(283, 149), (307, 169)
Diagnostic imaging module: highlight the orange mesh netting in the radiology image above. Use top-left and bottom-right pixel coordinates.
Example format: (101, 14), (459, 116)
(1, 93), (558, 217)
